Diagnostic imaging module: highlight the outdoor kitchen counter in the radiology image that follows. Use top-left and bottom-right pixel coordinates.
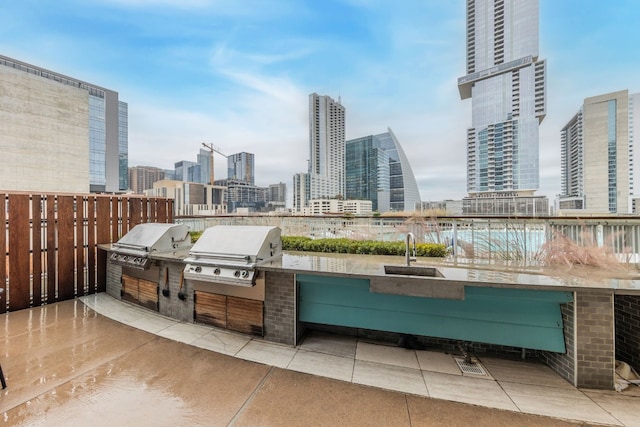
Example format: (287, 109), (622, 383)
(98, 244), (640, 294)
(99, 245), (640, 390)
(258, 251), (640, 295)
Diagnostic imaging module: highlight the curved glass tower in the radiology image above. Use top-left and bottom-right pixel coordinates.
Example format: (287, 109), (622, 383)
(346, 128), (421, 212)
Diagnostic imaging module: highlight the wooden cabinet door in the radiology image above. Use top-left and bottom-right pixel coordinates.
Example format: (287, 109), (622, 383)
(194, 291), (227, 328)
(122, 274), (158, 311)
(193, 292), (264, 336)
(121, 274), (139, 304)
(227, 296), (263, 336)
(138, 278), (159, 311)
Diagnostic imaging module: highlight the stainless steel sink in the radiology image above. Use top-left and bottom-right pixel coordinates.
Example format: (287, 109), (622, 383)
(384, 265), (444, 278)
(372, 265), (461, 300)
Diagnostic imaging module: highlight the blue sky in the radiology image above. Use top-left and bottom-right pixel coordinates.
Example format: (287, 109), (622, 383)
(1, 1), (639, 201)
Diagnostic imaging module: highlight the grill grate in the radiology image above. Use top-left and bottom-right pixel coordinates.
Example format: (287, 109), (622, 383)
(454, 357), (487, 376)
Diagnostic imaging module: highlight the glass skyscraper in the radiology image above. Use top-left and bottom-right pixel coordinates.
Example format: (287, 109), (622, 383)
(346, 135), (389, 212)
(458, 0), (546, 196)
(346, 128), (420, 212)
(118, 101), (129, 191)
(228, 152), (255, 184)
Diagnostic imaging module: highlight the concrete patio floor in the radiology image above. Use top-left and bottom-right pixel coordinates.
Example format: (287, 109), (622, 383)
(0, 294), (638, 426)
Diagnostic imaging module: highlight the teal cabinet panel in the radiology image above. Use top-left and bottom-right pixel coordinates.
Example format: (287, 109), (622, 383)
(297, 274), (571, 353)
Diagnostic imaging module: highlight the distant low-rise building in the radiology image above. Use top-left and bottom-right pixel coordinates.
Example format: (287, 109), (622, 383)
(145, 179), (226, 216)
(463, 190), (549, 216)
(302, 199), (372, 216)
(417, 200), (463, 216)
(215, 179), (268, 214)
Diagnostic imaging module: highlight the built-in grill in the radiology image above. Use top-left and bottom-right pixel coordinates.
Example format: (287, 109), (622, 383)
(183, 225), (281, 287)
(109, 223), (191, 270)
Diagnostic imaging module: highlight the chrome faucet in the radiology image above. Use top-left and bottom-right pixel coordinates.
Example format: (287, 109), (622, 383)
(405, 232), (417, 266)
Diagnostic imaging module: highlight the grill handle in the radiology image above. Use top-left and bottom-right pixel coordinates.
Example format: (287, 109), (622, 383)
(187, 252), (254, 263)
(114, 242), (149, 252)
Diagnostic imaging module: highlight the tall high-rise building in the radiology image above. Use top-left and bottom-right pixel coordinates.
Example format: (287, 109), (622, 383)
(128, 165), (165, 194)
(292, 173), (309, 213)
(559, 90), (637, 214)
(118, 102), (129, 192)
(196, 148), (212, 184)
(308, 93), (345, 198)
(174, 150), (213, 184)
(174, 160), (196, 182)
(228, 152), (255, 184)
(268, 182), (287, 210)
(346, 135), (389, 212)
(458, 1), (546, 200)
(293, 93), (346, 213)
(0, 55), (128, 193)
(346, 128), (420, 212)
(629, 93), (640, 202)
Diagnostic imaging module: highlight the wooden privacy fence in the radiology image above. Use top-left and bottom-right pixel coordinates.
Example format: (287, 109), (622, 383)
(0, 193), (174, 313)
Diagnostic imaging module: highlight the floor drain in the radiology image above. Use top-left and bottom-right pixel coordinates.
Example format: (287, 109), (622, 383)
(454, 357), (487, 376)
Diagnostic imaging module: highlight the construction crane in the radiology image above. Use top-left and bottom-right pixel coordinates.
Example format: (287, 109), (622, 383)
(201, 143), (228, 185)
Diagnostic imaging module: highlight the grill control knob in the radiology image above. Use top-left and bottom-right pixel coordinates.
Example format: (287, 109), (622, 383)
(241, 270), (249, 278)
(195, 266), (202, 273)
(234, 270), (241, 277)
(214, 268), (220, 275)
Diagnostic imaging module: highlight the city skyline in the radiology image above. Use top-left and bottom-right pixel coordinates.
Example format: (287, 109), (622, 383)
(1, 1), (639, 200)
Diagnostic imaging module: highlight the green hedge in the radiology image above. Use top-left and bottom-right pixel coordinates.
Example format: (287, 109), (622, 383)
(190, 231), (203, 243)
(282, 236), (447, 257)
(190, 233), (447, 257)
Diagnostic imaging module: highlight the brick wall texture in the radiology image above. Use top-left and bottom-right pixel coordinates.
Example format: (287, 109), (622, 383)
(263, 271), (297, 345)
(615, 295), (640, 372)
(539, 301), (575, 386)
(576, 291), (615, 389)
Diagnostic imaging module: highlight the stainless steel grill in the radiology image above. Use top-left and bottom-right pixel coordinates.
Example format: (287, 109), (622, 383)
(110, 223), (191, 270)
(183, 225), (281, 286)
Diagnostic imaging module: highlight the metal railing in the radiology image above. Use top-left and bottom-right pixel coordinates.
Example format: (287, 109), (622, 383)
(176, 215), (640, 263)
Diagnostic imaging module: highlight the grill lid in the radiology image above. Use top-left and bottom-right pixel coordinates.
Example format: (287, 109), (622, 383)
(183, 225), (281, 286)
(110, 223), (191, 269)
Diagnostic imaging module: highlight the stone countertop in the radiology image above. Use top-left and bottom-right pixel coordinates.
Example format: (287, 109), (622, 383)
(99, 244), (640, 294)
(260, 251), (640, 294)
